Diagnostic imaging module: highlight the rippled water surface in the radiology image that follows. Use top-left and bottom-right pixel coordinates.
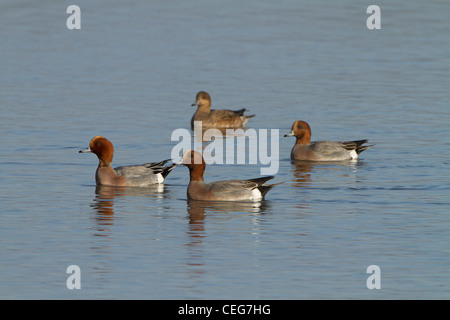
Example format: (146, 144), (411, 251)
(1, 0), (449, 299)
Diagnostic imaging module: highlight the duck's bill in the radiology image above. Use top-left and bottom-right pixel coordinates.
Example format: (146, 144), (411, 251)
(79, 147), (92, 153)
(284, 131), (294, 137)
(191, 102), (198, 107)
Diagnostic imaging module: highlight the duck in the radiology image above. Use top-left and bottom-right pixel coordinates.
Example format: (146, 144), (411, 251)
(79, 136), (176, 186)
(181, 150), (281, 201)
(284, 120), (373, 161)
(190, 91), (254, 130)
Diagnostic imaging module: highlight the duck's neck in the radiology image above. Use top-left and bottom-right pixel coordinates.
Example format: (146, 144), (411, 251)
(196, 103), (211, 113)
(189, 165), (205, 182)
(295, 130), (311, 145)
(98, 158), (112, 168)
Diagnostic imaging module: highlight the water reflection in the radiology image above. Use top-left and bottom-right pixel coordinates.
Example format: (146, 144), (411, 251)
(191, 126), (259, 162)
(193, 126), (230, 141)
(185, 199), (268, 246)
(192, 125), (255, 142)
(290, 159), (362, 187)
(187, 199), (266, 217)
(290, 161), (314, 188)
(183, 199), (270, 284)
(90, 184), (166, 236)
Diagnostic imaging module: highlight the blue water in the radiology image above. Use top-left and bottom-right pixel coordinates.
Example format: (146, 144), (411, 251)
(1, 0), (449, 299)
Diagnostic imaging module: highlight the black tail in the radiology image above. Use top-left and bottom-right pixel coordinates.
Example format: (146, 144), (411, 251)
(160, 163), (177, 179)
(233, 108), (247, 116)
(145, 159), (170, 168)
(234, 108), (255, 119)
(146, 159), (177, 179)
(257, 182), (284, 198)
(341, 140), (375, 154)
(247, 176), (283, 198)
(247, 176), (275, 185)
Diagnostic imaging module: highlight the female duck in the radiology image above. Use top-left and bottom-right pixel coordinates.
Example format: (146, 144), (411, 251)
(191, 91), (254, 130)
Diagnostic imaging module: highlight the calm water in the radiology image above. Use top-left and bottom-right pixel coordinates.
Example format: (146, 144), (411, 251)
(1, 0), (450, 299)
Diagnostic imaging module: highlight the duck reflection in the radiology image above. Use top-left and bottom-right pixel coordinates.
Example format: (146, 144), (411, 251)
(90, 184), (166, 236)
(289, 159), (362, 188)
(186, 199), (268, 245)
(184, 199), (269, 277)
(192, 125), (256, 144)
(290, 161), (314, 188)
(187, 199), (266, 216)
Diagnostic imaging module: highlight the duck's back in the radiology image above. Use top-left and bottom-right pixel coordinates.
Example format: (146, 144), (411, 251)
(309, 141), (357, 161)
(114, 160), (175, 186)
(204, 179), (262, 201)
(192, 108), (254, 129)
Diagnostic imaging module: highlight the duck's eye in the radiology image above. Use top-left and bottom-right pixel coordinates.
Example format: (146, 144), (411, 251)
(94, 142), (99, 147)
